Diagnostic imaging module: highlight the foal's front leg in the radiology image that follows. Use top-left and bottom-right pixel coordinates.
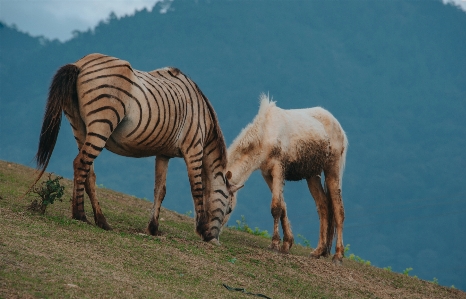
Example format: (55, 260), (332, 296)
(262, 165), (294, 253)
(147, 155), (169, 236)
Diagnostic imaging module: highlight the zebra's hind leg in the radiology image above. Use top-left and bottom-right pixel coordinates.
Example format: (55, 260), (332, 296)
(147, 155), (169, 236)
(72, 133), (107, 228)
(72, 154), (91, 224)
(85, 164), (111, 230)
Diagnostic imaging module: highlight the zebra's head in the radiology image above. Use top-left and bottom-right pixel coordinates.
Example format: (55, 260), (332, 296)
(196, 171), (243, 243)
(221, 170), (243, 227)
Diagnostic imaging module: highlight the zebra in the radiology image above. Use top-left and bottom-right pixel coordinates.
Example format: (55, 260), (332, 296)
(34, 53), (241, 242)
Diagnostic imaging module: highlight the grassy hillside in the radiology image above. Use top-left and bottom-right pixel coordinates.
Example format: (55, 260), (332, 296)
(1, 0), (466, 289)
(0, 160), (464, 299)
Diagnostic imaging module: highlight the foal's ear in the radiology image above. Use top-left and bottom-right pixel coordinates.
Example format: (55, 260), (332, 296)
(226, 171), (233, 181)
(230, 184), (244, 193)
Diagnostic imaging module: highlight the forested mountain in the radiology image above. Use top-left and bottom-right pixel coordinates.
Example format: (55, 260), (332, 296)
(1, 0), (465, 290)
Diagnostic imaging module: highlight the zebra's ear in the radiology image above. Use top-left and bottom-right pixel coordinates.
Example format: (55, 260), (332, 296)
(230, 184), (244, 193)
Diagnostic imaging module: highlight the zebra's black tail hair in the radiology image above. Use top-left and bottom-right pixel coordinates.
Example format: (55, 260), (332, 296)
(34, 64), (80, 178)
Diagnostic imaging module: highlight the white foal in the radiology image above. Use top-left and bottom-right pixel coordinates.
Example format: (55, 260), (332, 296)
(227, 94), (348, 264)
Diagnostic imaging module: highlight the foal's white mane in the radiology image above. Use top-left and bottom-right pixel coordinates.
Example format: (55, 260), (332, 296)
(229, 93), (275, 154)
(227, 93), (277, 185)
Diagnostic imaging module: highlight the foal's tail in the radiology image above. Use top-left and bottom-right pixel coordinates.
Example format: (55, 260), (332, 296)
(30, 64), (80, 189)
(338, 130), (349, 189)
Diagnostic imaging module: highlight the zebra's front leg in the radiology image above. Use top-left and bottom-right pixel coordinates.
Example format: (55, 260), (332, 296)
(147, 155), (169, 236)
(183, 149), (212, 241)
(85, 164), (111, 230)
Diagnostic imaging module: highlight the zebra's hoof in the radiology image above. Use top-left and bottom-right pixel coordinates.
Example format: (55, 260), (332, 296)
(99, 221), (112, 231)
(146, 220), (160, 236)
(95, 215), (112, 230)
(74, 214), (92, 225)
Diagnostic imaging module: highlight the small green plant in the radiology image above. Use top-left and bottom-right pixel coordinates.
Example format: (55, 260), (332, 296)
(185, 210), (193, 217)
(228, 257), (237, 264)
(28, 173), (65, 214)
(234, 215), (251, 232)
(251, 227), (270, 238)
(232, 215), (270, 238)
(402, 267), (413, 276)
(347, 253), (371, 265)
(344, 244), (350, 256)
(297, 234), (312, 248)
(431, 277), (439, 285)
(383, 266), (392, 271)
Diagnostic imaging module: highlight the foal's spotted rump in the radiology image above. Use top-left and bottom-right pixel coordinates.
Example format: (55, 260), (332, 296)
(271, 139), (330, 181)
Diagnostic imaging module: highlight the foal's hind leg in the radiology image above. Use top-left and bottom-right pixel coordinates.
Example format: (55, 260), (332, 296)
(262, 165), (294, 253)
(147, 155), (169, 236)
(324, 171), (345, 265)
(306, 176), (333, 258)
(84, 164), (111, 230)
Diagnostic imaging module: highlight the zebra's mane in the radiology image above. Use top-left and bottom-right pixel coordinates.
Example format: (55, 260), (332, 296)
(228, 93), (275, 157)
(194, 84), (228, 169)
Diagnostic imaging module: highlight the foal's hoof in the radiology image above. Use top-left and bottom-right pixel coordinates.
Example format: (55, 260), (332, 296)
(280, 243), (292, 254)
(309, 249), (323, 259)
(332, 255), (343, 266)
(268, 242), (281, 252)
(208, 238), (221, 246)
(309, 253), (320, 259)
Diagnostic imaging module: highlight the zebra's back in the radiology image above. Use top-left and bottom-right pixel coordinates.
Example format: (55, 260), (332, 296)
(71, 53), (213, 158)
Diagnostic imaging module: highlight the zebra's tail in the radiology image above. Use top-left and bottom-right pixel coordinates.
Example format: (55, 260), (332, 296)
(32, 64), (80, 185)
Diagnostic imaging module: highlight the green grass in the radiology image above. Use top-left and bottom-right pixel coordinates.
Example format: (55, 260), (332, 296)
(1, 160), (465, 299)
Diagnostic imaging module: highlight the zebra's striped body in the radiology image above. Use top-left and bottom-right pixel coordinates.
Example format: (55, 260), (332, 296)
(36, 53), (237, 241)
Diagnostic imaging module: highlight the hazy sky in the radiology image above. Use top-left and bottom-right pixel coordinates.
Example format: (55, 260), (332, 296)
(0, 0), (465, 42)
(0, 0), (167, 41)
